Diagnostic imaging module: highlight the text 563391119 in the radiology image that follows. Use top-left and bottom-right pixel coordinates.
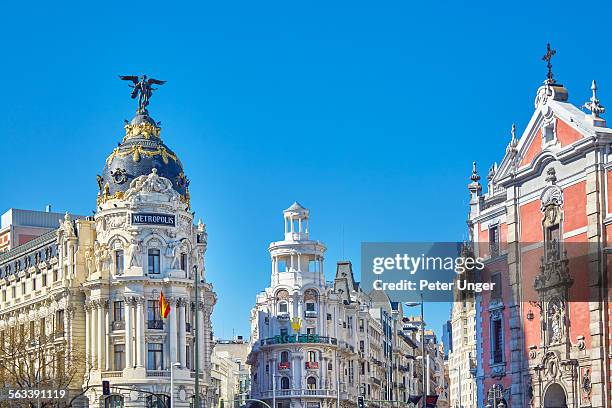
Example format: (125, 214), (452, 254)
(3, 389), (68, 401)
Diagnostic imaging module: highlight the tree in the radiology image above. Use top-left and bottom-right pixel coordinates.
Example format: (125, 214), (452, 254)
(0, 322), (94, 408)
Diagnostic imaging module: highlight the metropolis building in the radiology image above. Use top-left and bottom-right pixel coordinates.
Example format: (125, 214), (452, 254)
(0, 81), (216, 407)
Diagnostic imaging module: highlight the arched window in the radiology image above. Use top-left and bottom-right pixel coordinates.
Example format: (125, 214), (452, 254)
(280, 351), (289, 363)
(307, 376), (317, 390)
(105, 395), (124, 408)
(304, 289), (318, 317)
(281, 377), (290, 390)
(146, 394), (170, 408)
(276, 290), (290, 316)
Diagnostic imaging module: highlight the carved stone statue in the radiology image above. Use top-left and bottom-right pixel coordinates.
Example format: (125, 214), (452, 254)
(119, 74), (166, 114)
(59, 212), (75, 237)
(549, 303), (562, 343)
(85, 247), (95, 276)
(128, 238), (142, 267)
(170, 241), (182, 269)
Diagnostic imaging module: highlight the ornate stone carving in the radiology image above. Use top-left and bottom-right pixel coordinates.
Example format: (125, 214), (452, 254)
(59, 213), (75, 238)
(123, 168), (181, 203)
(111, 168), (129, 184)
(127, 238), (142, 268)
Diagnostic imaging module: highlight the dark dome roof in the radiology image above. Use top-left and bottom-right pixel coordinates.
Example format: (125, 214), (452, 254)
(97, 113), (189, 204)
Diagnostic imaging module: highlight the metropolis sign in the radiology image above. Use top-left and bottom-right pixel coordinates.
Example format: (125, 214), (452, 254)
(131, 213), (176, 226)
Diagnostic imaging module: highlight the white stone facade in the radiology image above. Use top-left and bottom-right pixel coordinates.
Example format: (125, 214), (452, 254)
(248, 203), (434, 408)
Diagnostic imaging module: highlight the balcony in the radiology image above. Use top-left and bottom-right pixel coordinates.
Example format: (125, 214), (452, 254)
(305, 361), (319, 369)
(278, 362), (290, 370)
(147, 370), (170, 377)
(148, 320), (163, 330)
(304, 310), (318, 319)
(260, 335), (338, 346)
(112, 321), (125, 331)
(102, 371), (123, 378)
(277, 312), (290, 321)
(260, 389), (337, 398)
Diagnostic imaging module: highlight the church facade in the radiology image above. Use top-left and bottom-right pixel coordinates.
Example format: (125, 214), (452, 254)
(0, 82), (216, 407)
(466, 46), (612, 407)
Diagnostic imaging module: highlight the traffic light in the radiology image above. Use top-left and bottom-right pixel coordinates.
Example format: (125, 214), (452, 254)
(102, 380), (110, 396)
(358, 396), (365, 408)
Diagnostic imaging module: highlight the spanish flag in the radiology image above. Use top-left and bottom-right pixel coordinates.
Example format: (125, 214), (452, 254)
(160, 291), (170, 319)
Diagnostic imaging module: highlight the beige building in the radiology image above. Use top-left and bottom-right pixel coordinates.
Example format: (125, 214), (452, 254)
(0, 95), (216, 407)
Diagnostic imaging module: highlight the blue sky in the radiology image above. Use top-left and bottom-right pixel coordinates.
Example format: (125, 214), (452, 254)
(1, 0), (611, 340)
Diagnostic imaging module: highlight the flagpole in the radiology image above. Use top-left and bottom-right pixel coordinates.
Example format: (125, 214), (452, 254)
(194, 264), (200, 408)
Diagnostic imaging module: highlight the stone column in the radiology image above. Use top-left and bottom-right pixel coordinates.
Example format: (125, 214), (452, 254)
(197, 302), (205, 371)
(84, 303), (90, 368)
(98, 301), (105, 371)
(179, 299), (187, 367)
(124, 297), (133, 370)
(169, 297), (178, 364)
(104, 302), (110, 371)
(136, 297), (145, 368)
(91, 302), (98, 369)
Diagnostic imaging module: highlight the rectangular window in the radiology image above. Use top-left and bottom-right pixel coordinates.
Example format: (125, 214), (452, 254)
(186, 344), (191, 369)
(305, 302), (315, 312)
(489, 226), (499, 257)
(306, 327), (315, 335)
(11, 286), (16, 298)
(147, 343), (163, 370)
(278, 302), (288, 313)
(21, 282), (25, 296)
(492, 319), (503, 364)
(148, 249), (160, 274)
(114, 301), (124, 321)
(277, 260), (287, 272)
(42, 274), (47, 287)
(280, 328), (288, 337)
(308, 260), (317, 272)
(114, 344), (125, 370)
(115, 250), (124, 274)
(32, 278), (36, 291)
(1, 290), (5, 302)
(40, 318), (45, 337)
(180, 253), (187, 271)
(29, 321), (35, 340)
(56, 309), (65, 334)
(148, 300), (161, 321)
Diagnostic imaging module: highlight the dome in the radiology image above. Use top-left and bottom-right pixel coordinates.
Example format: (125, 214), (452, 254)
(97, 113), (190, 206)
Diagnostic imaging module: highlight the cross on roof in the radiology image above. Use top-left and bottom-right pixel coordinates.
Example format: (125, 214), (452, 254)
(542, 43), (557, 83)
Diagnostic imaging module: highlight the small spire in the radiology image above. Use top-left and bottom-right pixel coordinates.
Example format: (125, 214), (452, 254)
(487, 163), (497, 182)
(470, 161), (481, 182)
(508, 123), (518, 148)
(542, 43), (557, 84)
(583, 80), (605, 118)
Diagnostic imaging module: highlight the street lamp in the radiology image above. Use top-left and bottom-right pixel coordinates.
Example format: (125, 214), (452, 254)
(170, 362), (181, 408)
(405, 293), (425, 408)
